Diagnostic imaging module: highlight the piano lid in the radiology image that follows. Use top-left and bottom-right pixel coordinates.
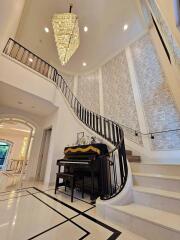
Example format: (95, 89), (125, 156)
(64, 143), (109, 156)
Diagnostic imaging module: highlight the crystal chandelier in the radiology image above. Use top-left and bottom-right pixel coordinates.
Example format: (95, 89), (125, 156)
(52, 3), (80, 66)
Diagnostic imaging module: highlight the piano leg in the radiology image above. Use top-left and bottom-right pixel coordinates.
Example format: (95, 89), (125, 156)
(82, 175), (84, 199)
(65, 180), (67, 192)
(71, 177), (75, 202)
(55, 173), (59, 194)
(90, 168), (95, 203)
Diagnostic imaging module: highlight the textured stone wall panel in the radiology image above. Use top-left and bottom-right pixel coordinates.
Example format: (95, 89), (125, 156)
(102, 50), (142, 145)
(131, 34), (180, 150)
(77, 70), (100, 113)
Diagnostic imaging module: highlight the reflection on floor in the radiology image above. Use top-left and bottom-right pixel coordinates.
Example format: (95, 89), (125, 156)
(0, 172), (22, 192)
(0, 176), (147, 240)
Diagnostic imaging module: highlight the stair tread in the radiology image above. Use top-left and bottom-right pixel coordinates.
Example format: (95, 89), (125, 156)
(133, 172), (180, 180)
(113, 203), (180, 232)
(130, 162), (180, 166)
(126, 150), (132, 155)
(128, 156), (140, 158)
(128, 156), (141, 162)
(133, 186), (180, 200)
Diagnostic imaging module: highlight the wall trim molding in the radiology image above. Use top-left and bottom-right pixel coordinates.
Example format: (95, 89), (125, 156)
(73, 74), (78, 96)
(98, 67), (104, 116)
(125, 46), (151, 151)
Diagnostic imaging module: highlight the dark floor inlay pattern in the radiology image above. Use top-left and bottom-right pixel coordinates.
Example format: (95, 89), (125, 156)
(31, 187), (121, 240)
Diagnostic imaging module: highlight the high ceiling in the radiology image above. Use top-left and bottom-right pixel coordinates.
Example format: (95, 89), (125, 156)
(16, 0), (145, 74)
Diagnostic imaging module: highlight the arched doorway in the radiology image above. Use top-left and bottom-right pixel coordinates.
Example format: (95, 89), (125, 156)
(0, 117), (36, 191)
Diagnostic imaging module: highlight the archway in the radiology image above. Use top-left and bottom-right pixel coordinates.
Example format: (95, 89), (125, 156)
(0, 117), (36, 191)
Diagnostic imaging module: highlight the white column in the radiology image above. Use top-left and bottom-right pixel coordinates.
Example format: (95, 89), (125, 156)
(125, 47), (151, 151)
(73, 74), (78, 96)
(98, 67), (104, 115)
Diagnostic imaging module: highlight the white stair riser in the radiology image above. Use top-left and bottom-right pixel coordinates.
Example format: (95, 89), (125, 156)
(106, 206), (180, 240)
(133, 175), (180, 192)
(133, 191), (180, 214)
(131, 164), (180, 177)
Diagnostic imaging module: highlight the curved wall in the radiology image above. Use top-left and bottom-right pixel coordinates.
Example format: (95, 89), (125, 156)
(73, 32), (180, 151)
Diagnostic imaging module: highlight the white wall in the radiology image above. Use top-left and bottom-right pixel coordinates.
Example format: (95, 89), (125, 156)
(0, 0), (26, 52)
(42, 89), (92, 184)
(0, 55), (57, 105)
(0, 55), (98, 182)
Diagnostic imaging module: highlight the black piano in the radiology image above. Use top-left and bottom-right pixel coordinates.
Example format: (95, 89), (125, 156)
(56, 143), (109, 201)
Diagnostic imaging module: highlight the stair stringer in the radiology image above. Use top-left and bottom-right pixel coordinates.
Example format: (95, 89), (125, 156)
(96, 162), (133, 219)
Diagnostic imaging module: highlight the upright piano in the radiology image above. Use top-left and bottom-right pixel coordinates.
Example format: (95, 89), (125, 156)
(56, 143), (109, 200)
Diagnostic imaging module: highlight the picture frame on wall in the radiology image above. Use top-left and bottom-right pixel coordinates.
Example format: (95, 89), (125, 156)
(76, 132), (85, 145)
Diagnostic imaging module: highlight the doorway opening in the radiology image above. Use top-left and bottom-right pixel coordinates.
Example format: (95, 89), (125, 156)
(36, 128), (52, 182)
(0, 117), (36, 191)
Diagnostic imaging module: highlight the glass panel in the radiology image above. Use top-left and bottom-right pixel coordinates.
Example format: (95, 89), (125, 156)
(0, 142), (10, 168)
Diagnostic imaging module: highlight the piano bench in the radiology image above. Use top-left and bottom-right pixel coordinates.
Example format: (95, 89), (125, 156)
(55, 172), (84, 202)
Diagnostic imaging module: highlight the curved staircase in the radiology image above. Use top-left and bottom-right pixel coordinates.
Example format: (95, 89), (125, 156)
(106, 162), (180, 240)
(3, 38), (180, 240)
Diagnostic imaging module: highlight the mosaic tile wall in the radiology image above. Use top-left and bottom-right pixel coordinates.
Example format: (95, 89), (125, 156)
(77, 70), (100, 113)
(62, 73), (74, 92)
(101, 50), (143, 145)
(131, 34), (180, 150)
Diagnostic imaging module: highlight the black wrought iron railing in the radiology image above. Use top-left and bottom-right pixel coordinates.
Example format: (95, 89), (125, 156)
(3, 39), (180, 140)
(3, 38), (58, 83)
(3, 38), (128, 200)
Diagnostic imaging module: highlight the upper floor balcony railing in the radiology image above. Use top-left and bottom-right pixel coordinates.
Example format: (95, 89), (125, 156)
(3, 38), (58, 84)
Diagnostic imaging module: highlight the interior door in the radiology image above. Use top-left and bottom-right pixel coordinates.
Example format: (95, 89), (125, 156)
(37, 128), (52, 181)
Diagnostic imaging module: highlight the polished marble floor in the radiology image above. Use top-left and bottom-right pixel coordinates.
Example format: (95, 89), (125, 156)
(0, 173), (147, 240)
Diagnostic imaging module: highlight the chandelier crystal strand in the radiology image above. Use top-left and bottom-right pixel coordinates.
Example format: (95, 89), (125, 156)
(52, 3), (80, 65)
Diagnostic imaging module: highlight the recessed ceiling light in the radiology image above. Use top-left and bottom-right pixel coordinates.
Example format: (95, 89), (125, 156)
(84, 26), (88, 32)
(82, 62), (87, 66)
(123, 24), (128, 31)
(29, 58), (33, 62)
(44, 27), (49, 33)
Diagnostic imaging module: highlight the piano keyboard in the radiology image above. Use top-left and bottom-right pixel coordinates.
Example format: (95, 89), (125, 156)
(59, 161), (90, 165)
